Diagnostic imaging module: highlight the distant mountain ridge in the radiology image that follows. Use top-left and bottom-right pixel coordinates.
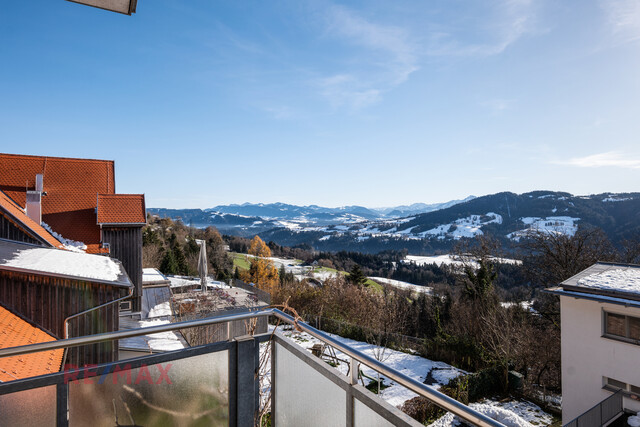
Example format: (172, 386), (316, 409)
(376, 196), (477, 217)
(148, 197), (475, 236)
(206, 202), (382, 221)
(148, 191), (640, 253)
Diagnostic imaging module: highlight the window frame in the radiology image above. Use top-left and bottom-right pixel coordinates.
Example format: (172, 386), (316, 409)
(602, 310), (640, 345)
(603, 377), (640, 400)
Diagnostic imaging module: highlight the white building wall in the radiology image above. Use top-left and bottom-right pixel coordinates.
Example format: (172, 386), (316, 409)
(561, 296), (640, 423)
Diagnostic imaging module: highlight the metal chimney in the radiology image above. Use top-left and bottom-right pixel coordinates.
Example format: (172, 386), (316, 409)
(26, 174), (43, 224)
(35, 174), (43, 192)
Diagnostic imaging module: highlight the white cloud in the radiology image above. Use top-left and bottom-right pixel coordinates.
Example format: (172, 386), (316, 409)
(324, 5), (418, 85)
(314, 4), (418, 109)
(600, 0), (640, 44)
(556, 151), (640, 169)
(426, 0), (539, 57)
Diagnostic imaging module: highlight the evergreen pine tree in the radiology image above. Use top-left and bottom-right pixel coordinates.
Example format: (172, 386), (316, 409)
(160, 249), (178, 275)
(463, 260), (497, 302)
(347, 264), (367, 286)
(173, 244), (188, 275)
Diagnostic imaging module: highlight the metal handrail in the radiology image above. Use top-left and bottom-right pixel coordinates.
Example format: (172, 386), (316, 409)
(0, 308), (505, 427)
(273, 310), (505, 427)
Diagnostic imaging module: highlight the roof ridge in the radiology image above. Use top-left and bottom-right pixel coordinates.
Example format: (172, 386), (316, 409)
(0, 153), (115, 165)
(98, 193), (144, 197)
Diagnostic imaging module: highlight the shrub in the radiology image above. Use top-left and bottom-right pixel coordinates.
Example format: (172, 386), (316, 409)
(401, 396), (446, 424)
(445, 365), (504, 402)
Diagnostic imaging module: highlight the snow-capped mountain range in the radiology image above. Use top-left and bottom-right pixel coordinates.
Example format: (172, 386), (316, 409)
(149, 191), (640, 253)
(149, 197), (476, 234)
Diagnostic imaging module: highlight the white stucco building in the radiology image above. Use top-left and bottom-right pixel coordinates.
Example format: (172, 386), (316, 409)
(549, 262), (640, 424)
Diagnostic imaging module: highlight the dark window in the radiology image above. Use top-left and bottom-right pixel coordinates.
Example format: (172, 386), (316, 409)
(606, 313), (626, 337)
(629, 317), (640, 340)
(607, 377), (626, 390)
(630, 384), (640, 396)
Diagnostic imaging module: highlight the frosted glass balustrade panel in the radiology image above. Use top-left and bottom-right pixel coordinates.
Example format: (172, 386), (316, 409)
(68, 350), (229, 427)
(274, 341), (346, 426)
(0, 386), (56, 427)
(354, 398), (396, 427)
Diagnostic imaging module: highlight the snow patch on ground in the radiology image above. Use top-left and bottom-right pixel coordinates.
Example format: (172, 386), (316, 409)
(429, 399), (553, 427)
(421, 213), (503, 240)
(404, 254), (521, 269)
(507, 216), (579, 241)
(369, 277), (433, 294)
(603, 196), (632, 202)
(500, 301), (537, 314)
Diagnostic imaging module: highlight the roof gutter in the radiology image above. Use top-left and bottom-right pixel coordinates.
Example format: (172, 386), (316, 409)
(545, 287), (640, 309)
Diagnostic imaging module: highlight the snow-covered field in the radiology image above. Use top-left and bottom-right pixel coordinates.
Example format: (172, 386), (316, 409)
(507, 216), (579, 241)
(369, 277), (433, 294)
(404, 254), (521, 268)
(264, 326), (554, 426)
(422, 213), (503, 240)
(274, 212), (508, 242)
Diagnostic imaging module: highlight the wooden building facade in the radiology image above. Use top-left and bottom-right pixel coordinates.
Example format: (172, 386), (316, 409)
(102, 226), (143, 311)
(97, 193), (146, 313)
(0, 241), (133, 367)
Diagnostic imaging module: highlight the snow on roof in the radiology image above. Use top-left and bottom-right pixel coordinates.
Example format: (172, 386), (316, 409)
(561, 263), (640, 297)
(576, 268), (640, 294)
(142, 268), (170, 285)
(0, 240), (130, 285)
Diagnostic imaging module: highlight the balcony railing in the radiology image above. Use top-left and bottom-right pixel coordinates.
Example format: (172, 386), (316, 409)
(0, 308), (507, 427)
(563, 390), (624, 427)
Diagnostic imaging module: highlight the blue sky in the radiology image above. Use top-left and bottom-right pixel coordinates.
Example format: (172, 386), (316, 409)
(1, 0), (639, 208)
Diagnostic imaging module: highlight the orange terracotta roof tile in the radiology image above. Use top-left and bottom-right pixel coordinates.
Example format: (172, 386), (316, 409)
(0, 305), (63, 382)
(97, 194), (146, 224)
(0, 153), (115, 252)
(0, 190), (64, 249)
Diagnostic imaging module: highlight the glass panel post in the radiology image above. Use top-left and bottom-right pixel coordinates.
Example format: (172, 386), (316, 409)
(235, 335), (258, 427)
(56, 382), (69, 427)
